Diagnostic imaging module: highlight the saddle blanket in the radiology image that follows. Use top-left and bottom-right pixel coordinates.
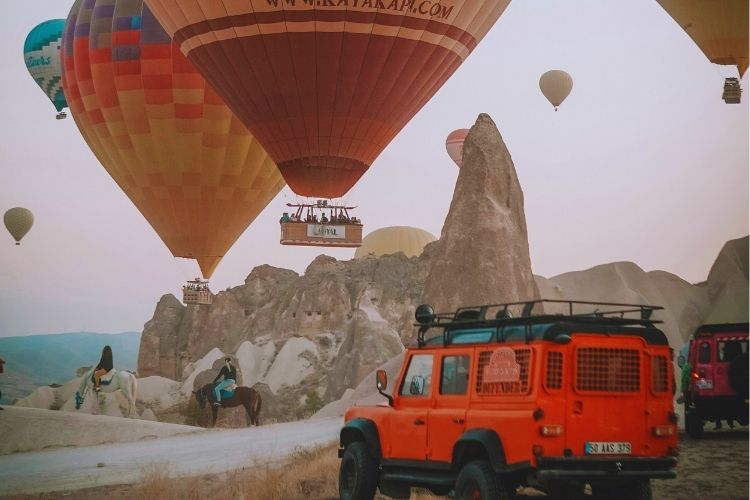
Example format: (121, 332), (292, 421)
(220, 383), (237, 399)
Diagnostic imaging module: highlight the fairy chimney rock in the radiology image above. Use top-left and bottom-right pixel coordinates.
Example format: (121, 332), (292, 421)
(422, 113), (540, 313)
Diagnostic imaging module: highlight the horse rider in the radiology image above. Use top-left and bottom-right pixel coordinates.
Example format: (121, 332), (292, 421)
(213, 357), (237, 406)
(94, 345), (114, 391)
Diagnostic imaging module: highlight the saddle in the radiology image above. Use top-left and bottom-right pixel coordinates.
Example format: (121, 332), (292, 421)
(91, 369), (116, 386)
(217, 383), (237, 399)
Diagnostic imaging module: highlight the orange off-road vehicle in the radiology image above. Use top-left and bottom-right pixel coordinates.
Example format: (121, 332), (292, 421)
(338, 300), (678, 500)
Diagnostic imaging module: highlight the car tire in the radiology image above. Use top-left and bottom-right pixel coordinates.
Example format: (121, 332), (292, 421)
(623, 480), (652, 500)
(455, 460), (509, 500)
(685, 408), (704, 439)
(339, 441), (378, 500)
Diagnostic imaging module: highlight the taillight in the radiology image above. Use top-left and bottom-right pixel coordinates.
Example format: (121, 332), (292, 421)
(652, 425), (675, 437)
(540, 424), (563, 437)
(691, 371), (700, 380)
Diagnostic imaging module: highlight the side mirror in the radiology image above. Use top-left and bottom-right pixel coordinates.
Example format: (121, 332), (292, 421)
(375, 369), (393, 406)
(677, 355), (685, 368)
(376, 369), (388, 391)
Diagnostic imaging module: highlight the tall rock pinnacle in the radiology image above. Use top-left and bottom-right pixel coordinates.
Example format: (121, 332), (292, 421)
(422, 113), (540, 313)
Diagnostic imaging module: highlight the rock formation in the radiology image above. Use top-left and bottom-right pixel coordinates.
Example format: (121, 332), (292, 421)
(422, 113), (540, 312)
(703, 236), (749, 324)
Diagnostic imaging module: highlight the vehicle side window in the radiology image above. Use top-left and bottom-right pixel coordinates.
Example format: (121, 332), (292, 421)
(440, 355), (470, 395)
(718, 340), (747, 362)
(698, 342), (711, 364)
(399, 354), (433, 397)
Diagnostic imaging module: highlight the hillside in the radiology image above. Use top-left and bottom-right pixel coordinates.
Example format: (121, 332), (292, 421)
(0, 331), (140, 403)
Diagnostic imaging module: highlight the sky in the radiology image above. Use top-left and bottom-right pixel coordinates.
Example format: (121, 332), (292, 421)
(0, 0), (747, 337)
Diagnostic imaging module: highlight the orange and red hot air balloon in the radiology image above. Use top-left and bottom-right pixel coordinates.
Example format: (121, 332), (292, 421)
(445, 129), (469, 168)
(62, 0), (285, 279)
(144, 0), (513, 198)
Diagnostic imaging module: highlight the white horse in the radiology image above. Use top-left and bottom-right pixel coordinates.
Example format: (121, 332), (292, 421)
(75, 368), (138, 417)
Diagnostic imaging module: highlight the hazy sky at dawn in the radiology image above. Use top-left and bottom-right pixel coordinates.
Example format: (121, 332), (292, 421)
(0, 0), (747, 337)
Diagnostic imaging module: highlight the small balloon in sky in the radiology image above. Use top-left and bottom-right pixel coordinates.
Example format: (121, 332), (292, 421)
(24, 20), (68, 119)
(446, 129), (470, 169)
(4, 207), (34, 245)
(539, 70), (573, 111)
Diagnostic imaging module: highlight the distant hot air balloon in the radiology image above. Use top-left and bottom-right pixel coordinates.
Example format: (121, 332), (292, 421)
(656, 0), (748, 103)
(144, 0), (513, 198)
(446, 129), (470, 168)
(24, 20), (68, 119)
(539, 70), (573, 111)
(4, 208), (34, 245)
(354, 226), (436, 259)
(61, 0), (285, 279)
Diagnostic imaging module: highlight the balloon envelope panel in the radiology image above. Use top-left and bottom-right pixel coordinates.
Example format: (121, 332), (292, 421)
(657, 0), (748, 78)
(24, 19), (68, 113)
(62, 0), (285, 278)
(144, 0), (512, 198)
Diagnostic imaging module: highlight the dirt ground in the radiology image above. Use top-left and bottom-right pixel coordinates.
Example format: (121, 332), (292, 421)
(2, 430), (747, 500)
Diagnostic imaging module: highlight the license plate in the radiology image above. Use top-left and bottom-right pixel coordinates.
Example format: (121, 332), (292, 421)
(696, 379), (713, 390)
(585, 442), (631, 455)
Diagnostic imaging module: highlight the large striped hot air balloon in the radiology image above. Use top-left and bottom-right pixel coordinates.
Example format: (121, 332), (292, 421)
(144, 0), (513, 198)
(62, 0), (285, 278)
(656, 0), (748, 103)
(24, 20), (68, 119)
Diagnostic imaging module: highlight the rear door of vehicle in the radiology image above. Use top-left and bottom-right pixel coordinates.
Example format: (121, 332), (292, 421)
(565, 335), (648, 457)
(427, 349), (472, 463)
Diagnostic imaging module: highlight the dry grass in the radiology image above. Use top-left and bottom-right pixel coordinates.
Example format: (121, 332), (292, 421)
(134, 442), (444, 500)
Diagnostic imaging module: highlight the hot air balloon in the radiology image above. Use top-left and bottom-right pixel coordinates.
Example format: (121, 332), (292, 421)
(24, 20), (68, 119)
(143, 0), (513, 199)
(656, 0), (748, 104)
(354, 226), (436, 259)
(4, 208), (34, 245)
(446, 129), (470, 168)
(539, 70), (573, 111)
(61, 0), (285, 280)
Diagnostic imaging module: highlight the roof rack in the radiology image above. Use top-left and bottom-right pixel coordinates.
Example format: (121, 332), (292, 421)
(414, 299), (664, 347)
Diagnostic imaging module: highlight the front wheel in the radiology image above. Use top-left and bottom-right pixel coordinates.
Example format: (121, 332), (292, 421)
(455, 460), (510, 500)
(339, 441), (378, 500)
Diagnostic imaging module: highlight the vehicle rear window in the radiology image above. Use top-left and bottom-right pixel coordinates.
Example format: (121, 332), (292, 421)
(476, 347), (531, 395)
(698, 342), (711, 364)
(546, 351), (563, 390)
(576, 347), (640, 393)
(399, 354), (433, 397)
(651, 355), (669, 393)
(717, 340), (748, 362)
(449, 328), (494, 344)
(440, 355), (470, 395)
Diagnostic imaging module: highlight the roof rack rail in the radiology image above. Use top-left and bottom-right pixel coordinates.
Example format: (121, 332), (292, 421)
(414, 299), (664, 347)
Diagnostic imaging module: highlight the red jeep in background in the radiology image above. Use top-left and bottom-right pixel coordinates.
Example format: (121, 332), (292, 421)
(680, 323), (749, 438)
(338, 300), (678, 500)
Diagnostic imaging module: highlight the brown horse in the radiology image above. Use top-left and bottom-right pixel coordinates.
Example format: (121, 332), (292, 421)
(195, 383), (262, 427)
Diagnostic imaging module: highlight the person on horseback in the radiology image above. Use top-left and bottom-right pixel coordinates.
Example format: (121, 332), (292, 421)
(94, 345), (114, 391)
(213, 357), (237, 406)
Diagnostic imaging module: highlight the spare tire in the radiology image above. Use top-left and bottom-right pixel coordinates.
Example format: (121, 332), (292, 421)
(729, 353), (749, 399)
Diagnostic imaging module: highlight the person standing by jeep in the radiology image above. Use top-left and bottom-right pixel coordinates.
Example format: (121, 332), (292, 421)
(213, 357), (237, 406)
(0, 357), (5, 410)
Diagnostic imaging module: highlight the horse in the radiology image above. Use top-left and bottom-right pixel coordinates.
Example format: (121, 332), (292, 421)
(75, 367), (138, 417)
(194, 383), (262, 428)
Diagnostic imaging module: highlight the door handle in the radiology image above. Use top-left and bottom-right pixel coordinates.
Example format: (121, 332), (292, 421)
(452, 418), (464, 424)
(414, 418), (425, 425)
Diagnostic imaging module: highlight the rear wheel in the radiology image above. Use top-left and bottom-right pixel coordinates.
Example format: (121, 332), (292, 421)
(339, 441), (378, 500)
(455, 460), (510, 500)
(685, 408), (704, 439)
